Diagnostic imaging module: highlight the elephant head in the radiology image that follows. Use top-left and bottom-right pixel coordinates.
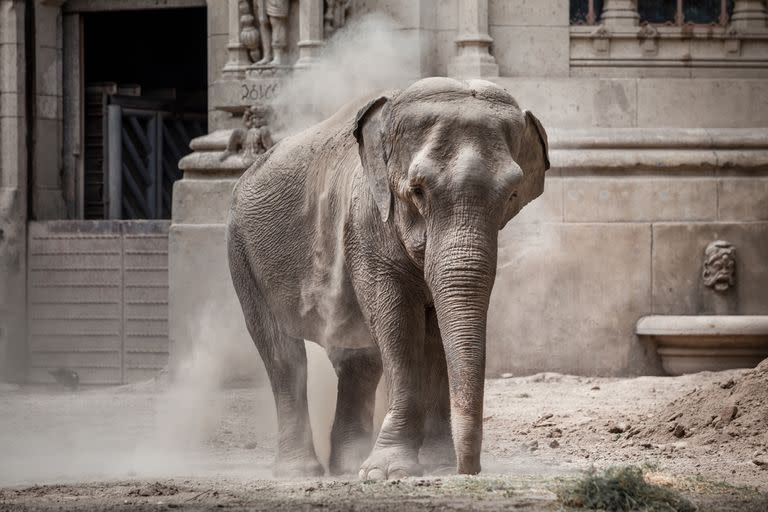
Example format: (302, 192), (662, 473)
(354, 77), (550, 474)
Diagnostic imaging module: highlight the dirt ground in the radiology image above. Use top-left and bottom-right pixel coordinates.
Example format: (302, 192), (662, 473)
(1, 367), (767, 511)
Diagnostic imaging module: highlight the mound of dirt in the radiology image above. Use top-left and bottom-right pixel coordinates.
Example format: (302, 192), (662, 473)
(635, 359), (768, 465)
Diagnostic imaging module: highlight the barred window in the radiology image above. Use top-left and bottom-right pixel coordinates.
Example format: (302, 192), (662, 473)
(570, 0), (605, 25)
(638, 0), (734, 26)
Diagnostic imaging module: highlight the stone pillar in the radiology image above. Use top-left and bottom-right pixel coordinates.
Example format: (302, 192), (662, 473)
(731, 0), (768, 31)
(33, 0), (67, 220)
(0, 0), (28, 383)
(294, 0), (325, 69)
(601, 0), (639, 27)
(222, 0), (251, 77)
(447, 0), (499, 78)
(170, 132), (264, 386)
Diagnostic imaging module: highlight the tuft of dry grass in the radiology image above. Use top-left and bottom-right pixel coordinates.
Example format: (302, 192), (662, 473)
(556, 466), (695, 512)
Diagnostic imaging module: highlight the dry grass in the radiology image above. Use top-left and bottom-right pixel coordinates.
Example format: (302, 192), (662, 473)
(556, 466), (695, 512)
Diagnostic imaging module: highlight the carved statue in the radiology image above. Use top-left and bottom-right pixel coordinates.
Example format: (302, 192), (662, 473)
(221, 104), (275, 163)
(324, 0), (351, 38)
(255, 0), (290, 66)
(239, 0), (262, 62)
(702, 240), (736, 292)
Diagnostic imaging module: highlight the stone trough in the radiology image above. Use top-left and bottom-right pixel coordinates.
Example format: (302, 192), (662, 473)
(636, 315), (768, 376)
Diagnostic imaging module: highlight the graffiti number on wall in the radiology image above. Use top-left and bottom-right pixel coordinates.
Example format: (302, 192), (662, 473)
(241, 82), (279, 101)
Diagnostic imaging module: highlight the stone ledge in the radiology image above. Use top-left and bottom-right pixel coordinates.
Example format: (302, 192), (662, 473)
(179, 127), (768, 179)
(637, 315), (768, 337)
(550, 128), (768, 173)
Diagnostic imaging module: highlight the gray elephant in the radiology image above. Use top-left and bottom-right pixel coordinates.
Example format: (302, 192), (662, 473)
(227, 77), (549, 479)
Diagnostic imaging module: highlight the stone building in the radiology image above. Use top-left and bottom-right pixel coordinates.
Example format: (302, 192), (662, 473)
(1, 0), (767, 384)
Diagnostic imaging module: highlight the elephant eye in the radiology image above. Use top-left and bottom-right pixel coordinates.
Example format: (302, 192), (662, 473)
(410, 185), (424, 198)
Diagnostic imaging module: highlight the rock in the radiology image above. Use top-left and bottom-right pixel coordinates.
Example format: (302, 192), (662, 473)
(720, 379), (736, 389)
(667, 412), (683, 423)
(500, 372), (514, 379)
(608, 422), (629, 434)
(752, 458), (767, 468)
(549, 440), (560, 449)
(590, 386), (600, 391)
(523, 440), (538, 452)
(547, 428), (563, 438)
(673, 424), (686, 438)
(719, 404), (738, 425)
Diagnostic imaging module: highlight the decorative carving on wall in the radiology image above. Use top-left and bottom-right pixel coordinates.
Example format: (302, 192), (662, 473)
(637, 23), (660, 55)
(237, 0), (290, 66)
(221, 104), (275, 164)
(324, 0), (351, 38)
(590, 24), (611, 53)
(239, 0), (262, 62)
(702, 240), (736, 292)
(724, 25), (742, 55)
(254, 0), (290, 66)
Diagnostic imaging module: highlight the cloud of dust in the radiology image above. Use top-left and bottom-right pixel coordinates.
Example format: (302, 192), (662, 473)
(0, 303), (276, 486)
(271, 12), (420, 138)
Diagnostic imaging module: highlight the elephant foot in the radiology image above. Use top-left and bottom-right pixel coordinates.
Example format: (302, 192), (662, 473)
(274, 456), (325, 478)
(358, 446), (422, 480)
(329, 436), (373, 476)
(419, 434), (456, 475)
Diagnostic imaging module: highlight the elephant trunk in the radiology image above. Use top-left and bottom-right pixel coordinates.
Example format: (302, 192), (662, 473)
(425, 218), (497, 475)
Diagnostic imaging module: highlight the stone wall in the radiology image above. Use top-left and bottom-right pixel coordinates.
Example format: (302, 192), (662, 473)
(169, 0), (768, 377)
(0, 0), (28, 382)
(4, 0), (766, 379)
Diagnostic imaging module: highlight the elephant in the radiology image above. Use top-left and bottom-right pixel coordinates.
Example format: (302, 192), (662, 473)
(226, 77), (550, 480)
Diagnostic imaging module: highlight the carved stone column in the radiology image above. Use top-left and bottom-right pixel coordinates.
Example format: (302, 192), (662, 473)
(448, 0), (499, 78)
(601, 0), (639, 28)
(731, 0), (768, 31)
(295, 0), (325, 69)
(223, 0), (252, 77)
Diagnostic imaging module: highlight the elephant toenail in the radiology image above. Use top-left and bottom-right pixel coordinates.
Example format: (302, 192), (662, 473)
(389, 469), (408, 480)
(367, 468), (385, 480)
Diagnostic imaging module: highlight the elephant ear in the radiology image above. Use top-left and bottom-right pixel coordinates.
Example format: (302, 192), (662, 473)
(354, 96), (392, 223)
(504, 110), (550, 226)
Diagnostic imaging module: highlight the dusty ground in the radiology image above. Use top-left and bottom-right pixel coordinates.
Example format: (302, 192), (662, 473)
(1, 368), (767, 511)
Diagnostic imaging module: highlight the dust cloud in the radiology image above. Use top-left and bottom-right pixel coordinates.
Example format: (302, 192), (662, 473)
(271, 12), (420, 137)
(0, 15), (420, 487)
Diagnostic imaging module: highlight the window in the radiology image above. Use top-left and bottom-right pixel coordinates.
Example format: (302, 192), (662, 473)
(637, 0), (734, 26)
(571, 0), (604, 25)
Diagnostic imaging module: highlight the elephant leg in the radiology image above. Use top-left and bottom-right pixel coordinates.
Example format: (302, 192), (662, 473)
(358, 290), (426, 480)
(327, 347), (382, 476)
(420, 307), (456, 473)
(229, 243), (323, 477)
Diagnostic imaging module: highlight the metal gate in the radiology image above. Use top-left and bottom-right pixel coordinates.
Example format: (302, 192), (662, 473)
(107, 107), (205, 220)
(27, 221), (170, 385)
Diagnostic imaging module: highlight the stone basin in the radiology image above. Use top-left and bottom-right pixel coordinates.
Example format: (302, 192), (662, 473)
(636, 315), (768, 376)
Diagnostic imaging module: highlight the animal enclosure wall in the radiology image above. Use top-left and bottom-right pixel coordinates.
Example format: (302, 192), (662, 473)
(27, 221), (170, 385)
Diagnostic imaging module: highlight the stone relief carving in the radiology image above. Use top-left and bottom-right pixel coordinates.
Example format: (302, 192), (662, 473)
(238, 0), (290, 66)
(324, 0), (351, 38)
(702, 240), (736, 292)
(256, 0), (290, 66)
(239, 0), (262, 62)
(221, 104), (275, 163)
(637, 23), (660, 55)
(590, 25), (611, 54)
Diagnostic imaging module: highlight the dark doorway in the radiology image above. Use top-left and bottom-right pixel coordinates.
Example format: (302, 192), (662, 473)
(82, 8), (207, 220)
